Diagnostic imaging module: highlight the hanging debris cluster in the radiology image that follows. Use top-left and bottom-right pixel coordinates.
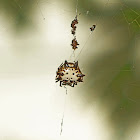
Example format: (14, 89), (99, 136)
(71, 15), (78, 35)
(71, 15), (79, 50)
(71, 37), (79, 50)
(55, 60), (85, 87)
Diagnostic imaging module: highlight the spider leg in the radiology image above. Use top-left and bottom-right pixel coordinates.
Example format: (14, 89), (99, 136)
(60, 81), (62, 87)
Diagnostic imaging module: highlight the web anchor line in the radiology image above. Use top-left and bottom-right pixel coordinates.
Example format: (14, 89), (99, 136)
(69, 50), (75, 61)
(74, 0), (110, 61)
(74, 32), (93, 61)
(60, 86), (67, 135)
(14, 0), (22, 9)
(76, 0), (78, 16)
(36, 0), (45, 20)
(119, 1), (140, 70)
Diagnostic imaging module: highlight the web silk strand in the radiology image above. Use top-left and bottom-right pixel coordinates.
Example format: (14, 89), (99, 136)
(60, 86), (67, 135)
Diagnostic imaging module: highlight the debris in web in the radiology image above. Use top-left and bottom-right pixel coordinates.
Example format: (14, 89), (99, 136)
(71, 37), (79, 50)
(90, 25), (96, 32)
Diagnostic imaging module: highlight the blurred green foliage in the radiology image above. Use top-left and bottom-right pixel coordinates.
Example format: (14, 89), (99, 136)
(0, 0), (35, 31)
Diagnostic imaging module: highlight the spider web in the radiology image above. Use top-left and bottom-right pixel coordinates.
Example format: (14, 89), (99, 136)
(34, 0), (140, 139)
(0, 0), (140, 140)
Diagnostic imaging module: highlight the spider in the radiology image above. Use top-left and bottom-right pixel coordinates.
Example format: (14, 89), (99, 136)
(55, 60), (85, 87)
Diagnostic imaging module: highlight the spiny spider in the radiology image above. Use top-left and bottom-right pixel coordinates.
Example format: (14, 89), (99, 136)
(55, 60), (85, 87)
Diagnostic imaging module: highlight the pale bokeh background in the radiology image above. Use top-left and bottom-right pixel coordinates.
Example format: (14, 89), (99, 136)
(0, 0), (140, 140)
